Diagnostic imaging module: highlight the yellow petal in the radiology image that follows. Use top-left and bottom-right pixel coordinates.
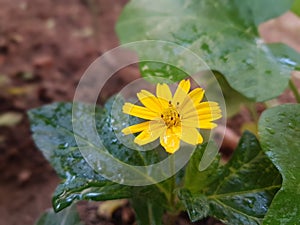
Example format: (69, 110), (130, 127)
(181, 119), (198, 127)
(123, 103), (158, 120)
(156, 83), (172, 102)
(196, 102), (219, 110)
(197, 108), (222, 116)
(178, 94), (197, 115)
(181, 126), (203, 145)
(172, 79), (190, 105)
(183, 101), (221, 118)
(197, 102), (222, 121)
(177, 87), (204, 114)
(184, 109), (222, 122)
(171, 125), (182, 136)
(199, 113), (222, 121)
(181, 118), (217, 129)
(137, 90), (162, 112)
(160, 127), (181, 153)
(188, 87), (205, 104)
(122, 121), (150, 135)
(134, 121), (165, 145)
(199, 122), (217, 129)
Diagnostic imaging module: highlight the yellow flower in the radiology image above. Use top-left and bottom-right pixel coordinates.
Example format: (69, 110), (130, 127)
(121, 79), (222, 154)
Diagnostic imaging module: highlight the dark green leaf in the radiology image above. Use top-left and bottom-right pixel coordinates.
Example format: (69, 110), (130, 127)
(35, 204), (83, 225)
(259, 104), (300, 225)
(116, 0), (298, 101)
(28, 97), (168, 212)
(184, 143), (220, 194)
(28, 102), (133, 211)
(179, 132), (282, 224)
(131, 197), (165, 225)
(178, 189), (211, 221)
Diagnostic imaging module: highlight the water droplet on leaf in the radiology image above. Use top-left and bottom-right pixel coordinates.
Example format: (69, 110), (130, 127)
(265, 127), (275, 135)
(58, 142), (69, 149)
(288, 122), (295, 129)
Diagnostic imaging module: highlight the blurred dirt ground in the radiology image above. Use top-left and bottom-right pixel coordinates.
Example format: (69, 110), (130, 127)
(0, 1), (299, 225)
(0, 1), (131, 225)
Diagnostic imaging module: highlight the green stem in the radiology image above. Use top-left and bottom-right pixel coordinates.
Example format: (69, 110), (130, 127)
(289, 79), (300, 103)
(248, 103), (259, 123)
(166, 156), (175, 207)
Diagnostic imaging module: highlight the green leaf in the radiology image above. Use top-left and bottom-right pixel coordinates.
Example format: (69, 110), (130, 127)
(131, 198), (165, 225)
(291, 0), (300, 16)
(232, 0), (294, 26)
(28, 102), (133, 212)
(268, 43), (300, 71)
(139, 61), (189, 84)
(28, 96), (171, 213)
(208, 71), (253, 117)
(184, 143), (220, 194)
(259, 104), (300, 225)
(116, 0), (298, 101)
(179, 132), (282, 224)
(35, 204), (83, 225)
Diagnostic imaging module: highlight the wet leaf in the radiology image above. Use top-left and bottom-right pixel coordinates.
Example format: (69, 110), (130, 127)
(116, 0), (299, 101)
(208, 71), (253, 117)
(35, 204), (83, 225)
(184, 142), (220, 194)
(28, 96), (168, 214)
(232, 0), (294, 26)
(180, 132), (282, 224)
(131, 198), (165, 225)
(28, 102), (132, 211)
(267, 43), (300, 71)
(259, 104), (300, 225)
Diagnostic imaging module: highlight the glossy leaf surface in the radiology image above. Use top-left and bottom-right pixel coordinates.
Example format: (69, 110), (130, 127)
(116, 0), (299, 101)
(208, 71), (253, 117)
(180, 132), (282, 224)
(35, 204), (83, 225)
(131, 198), (165, 225)
(259, 104), (300, 225)
(232, 0), (294, 25)
(28, 98), (167, 213)
(28, 102), (132, 211)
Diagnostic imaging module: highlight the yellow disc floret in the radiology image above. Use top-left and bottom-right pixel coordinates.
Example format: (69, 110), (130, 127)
(161, 101), (180, 128)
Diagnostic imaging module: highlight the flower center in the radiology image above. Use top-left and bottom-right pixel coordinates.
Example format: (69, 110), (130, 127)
(161, 101), (180, 128)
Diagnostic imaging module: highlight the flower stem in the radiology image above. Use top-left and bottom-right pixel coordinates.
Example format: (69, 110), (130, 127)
(248, 103), (259, 123)
(289, 79), (300, 103)
(169, 156), (176, 206)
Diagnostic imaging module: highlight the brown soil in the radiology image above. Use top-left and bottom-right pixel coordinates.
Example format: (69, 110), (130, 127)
(0, 1), (134, 224)
(0, 1), (299, 225)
